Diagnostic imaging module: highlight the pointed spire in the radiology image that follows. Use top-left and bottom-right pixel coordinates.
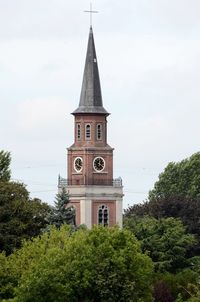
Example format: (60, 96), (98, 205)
(73, 27), (109, 115)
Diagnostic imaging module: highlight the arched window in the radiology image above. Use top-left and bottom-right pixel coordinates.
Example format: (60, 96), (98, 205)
(77, 124), (81, 140)
(96, 124), (102, 140)
(85, 124), (91, 140)
(98, 205), (109, 226)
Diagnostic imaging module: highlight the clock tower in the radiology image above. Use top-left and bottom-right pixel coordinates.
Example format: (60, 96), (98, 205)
(59, 27), (123, 228)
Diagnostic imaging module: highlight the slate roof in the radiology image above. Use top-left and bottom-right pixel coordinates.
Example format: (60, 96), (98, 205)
(72, 27), (109, 115)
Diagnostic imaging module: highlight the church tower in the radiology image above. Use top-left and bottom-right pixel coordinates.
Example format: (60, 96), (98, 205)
(59, 27), (123, 228)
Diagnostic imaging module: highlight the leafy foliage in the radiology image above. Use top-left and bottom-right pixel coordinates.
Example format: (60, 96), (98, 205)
(0, 150), (11, 182)
(149, 152), (200, 201)
(124, 195), (200, 256)
(0, 181), (50, 255)
(0, 252), (16, 300)
(123, 152), (200, 300)
(1, 226), (154, 302)
(125, 153), (200, 239)
(156, 269), (199, 301)
(124, 216), (195, 273)
(153, 281), (174, 302)
(189, 256), (200, 274)
(125, 196), (200, 233)
(188, 291), (200, 302)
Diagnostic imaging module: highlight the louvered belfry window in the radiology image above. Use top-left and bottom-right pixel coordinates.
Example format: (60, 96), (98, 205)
(77, 124), (81, 140)
(97, 124), (102, 140)
(85, 124), (91, 140)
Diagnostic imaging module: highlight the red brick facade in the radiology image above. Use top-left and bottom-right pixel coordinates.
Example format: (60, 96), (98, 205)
(67, 114), (113, 187)
(67, 110), (118, 227)
(64, 27), (123, 228)
(68, 200), (117, 227)
(92, 201), (116, 226)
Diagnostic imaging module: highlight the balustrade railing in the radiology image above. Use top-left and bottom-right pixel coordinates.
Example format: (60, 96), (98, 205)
(58, 176), (122, 188)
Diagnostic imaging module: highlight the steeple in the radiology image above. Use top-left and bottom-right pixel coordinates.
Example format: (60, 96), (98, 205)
(60, 23), (123, 229)
(73, 27), (109, 115)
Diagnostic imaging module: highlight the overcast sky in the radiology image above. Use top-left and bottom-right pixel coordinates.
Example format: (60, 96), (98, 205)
(0, 0), (200, 208)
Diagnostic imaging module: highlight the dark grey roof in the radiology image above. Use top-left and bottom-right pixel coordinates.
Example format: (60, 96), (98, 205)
(72, 27), (109, 115)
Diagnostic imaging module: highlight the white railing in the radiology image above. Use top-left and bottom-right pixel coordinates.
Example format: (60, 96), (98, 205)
(113, 177), (123, 187)
(58, 175), (123, 188)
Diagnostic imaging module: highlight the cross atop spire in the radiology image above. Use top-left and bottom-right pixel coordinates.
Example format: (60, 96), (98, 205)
(84, 3), (98, 27)
(72, 27), (109, 115)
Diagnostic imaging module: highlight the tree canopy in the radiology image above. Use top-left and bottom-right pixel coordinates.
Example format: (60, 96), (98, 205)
(0, 181), (50, 255)
(0, 150), (50, 255)
(149, 152), (200, 201)
(124, 216), (195, 273)
(1, 226), (154, 302)
(0, 150), (11, 182)
(125, 152), (200, 256)
(123, 152), (200, 301)
(124, 195), (200, 233)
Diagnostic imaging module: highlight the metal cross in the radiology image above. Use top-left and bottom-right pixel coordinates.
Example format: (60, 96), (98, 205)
(84, 3), (98, 27)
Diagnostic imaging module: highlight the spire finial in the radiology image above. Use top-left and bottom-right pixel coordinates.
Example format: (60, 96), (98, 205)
(84, 3), (98, 27)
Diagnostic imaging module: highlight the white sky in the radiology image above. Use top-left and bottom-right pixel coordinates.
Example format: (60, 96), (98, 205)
(0, 0), (200, 208)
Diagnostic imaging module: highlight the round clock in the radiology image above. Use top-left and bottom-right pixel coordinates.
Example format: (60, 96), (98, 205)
(74, 157), (83, 172)
(93, 157), (105, 172)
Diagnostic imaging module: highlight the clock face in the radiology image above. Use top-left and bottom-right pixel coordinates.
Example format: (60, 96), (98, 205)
(74, 157), (83, 172)
(93, 157), (105, 172)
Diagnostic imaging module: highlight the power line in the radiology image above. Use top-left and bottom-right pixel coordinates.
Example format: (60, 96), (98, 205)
(12, 163), (64, 170)
(11, 178), (56, 186)
(30, 190), (57, 193)
(124, 191), (148, 194)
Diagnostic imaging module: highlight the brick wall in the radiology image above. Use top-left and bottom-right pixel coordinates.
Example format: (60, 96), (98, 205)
(92, 201), (116, 226)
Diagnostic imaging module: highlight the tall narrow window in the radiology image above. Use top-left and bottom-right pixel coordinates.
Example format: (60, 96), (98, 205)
(85, 124), (91, 140)
(77, 124), (81, 140)
(97, 124), (102, 140)
(98, 205), (109, 226)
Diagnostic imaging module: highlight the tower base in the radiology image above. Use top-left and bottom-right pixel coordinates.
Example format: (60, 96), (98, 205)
(59, 181), (123, 228)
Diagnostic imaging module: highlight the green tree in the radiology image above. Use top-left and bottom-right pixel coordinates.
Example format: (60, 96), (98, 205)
(124, 196), (200, 256)
(155, 269), (199, 301)
(189, 256), (200, 274)
(2, 226), (154, 302)
(175, 294), (184, 302)
(124, 216), (195, 273)
(0, 252), (17, 300)
(0, 150), (11, 182)
(48, 188), (76, 228)
(124, 201), (149, 217)
(0, 181), (50, 255)
(149, 152), (200, 201)
(125, 196), (200, 236)
(188, 291), (200, 302)
(153, 280), (174, 302)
